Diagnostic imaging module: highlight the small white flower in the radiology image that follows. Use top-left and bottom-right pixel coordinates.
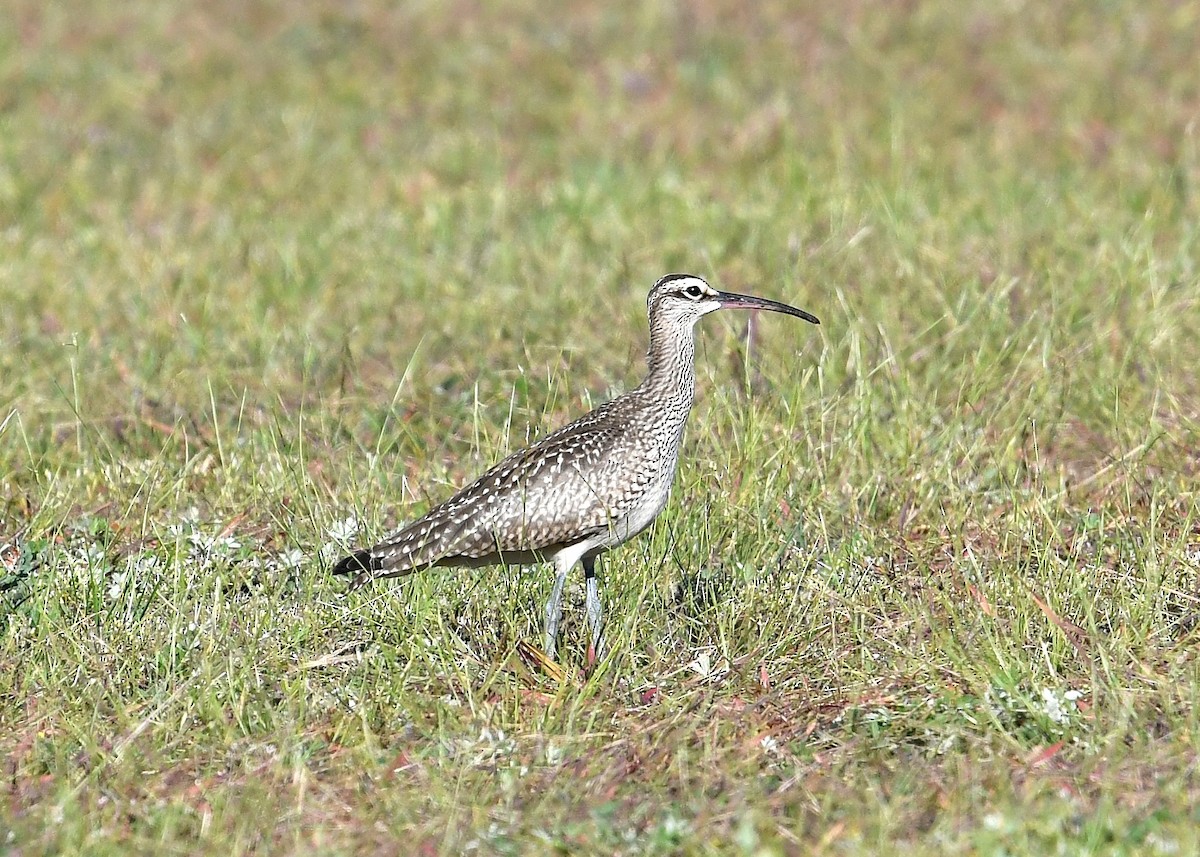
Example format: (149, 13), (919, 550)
(125, 554), (161, 575)
(326, 517), (359, 543)
(214, 536), (241, 554)
(1040, 687), (1081, 725)
(106, 572), (128, 600)
(688, 650), (712, 678)
(479, 726), (506, 746)
(276, 548), (305, 569)
(1146, 833), (1181, 854)
(659, 814), (690, 837)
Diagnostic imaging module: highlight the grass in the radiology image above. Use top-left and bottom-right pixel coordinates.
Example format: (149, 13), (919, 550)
(2, 0), (1199, 853)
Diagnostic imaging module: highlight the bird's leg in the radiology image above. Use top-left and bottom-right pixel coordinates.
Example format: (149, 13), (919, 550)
(543, 556), (571, 661)
(583, 556), (605, 666)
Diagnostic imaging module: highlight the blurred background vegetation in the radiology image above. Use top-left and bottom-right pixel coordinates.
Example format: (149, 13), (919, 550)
(2, 1), (1199, 853)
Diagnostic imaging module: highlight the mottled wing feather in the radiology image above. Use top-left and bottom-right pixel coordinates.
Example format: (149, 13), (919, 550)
(362, 398), (650, 575)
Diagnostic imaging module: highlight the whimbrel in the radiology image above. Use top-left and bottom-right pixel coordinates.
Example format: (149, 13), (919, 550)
(333, 274), (819, 664)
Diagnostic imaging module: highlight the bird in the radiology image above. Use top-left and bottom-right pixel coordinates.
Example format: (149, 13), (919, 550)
(333, 273), (820, 665)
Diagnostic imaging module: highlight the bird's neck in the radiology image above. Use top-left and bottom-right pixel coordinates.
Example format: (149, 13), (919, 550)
(639, 317), (697, 413)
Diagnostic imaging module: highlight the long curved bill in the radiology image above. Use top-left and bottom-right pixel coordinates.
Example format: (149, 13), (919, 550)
(716, 291), (821, 325)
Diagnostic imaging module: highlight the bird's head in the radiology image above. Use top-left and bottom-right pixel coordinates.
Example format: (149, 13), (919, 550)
(647, 273), (821, 329)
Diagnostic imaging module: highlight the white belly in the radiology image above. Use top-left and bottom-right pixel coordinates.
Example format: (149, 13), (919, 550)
(601, 463), (676, 549)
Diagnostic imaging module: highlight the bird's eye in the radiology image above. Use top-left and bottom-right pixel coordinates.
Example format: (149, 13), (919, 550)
(684, 285), (704, 299)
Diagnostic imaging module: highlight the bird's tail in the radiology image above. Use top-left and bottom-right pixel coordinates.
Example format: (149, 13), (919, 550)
(331, 526), (458, 590)
(330, 548), (387, 590)
(332, 506), (478, 590)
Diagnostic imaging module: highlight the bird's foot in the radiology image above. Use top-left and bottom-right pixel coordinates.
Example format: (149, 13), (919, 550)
(586, 639), (607, 674)
(585, 628), (606, 670)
